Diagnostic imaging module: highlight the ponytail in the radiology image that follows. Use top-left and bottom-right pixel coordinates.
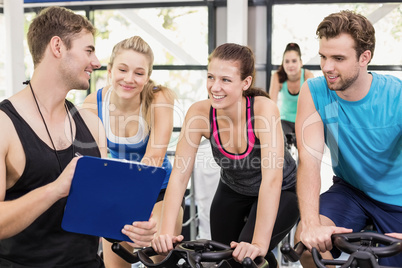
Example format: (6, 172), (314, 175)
(141, 79), (176, 134)
(243, 87), (270, 98)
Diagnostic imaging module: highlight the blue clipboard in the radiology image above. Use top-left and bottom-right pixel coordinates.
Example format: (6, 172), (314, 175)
(61, 156), (166, 242)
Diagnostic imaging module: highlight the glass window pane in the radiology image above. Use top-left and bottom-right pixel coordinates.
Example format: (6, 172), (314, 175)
(152, 69), (208, 127)
(93, 69), (108, 93)
(67, 89), (89, 106)
(272, 3), (402, 66)
(93, 7), (209, 67)
(24, 12), (37, 81)
(255, 70), (266, 90)
(369, 4), (402, 65)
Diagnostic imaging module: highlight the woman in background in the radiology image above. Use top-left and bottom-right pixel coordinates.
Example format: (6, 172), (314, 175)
(269, 43), (314, 138)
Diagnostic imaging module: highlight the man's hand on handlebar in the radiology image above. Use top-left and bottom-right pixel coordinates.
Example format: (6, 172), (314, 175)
(300, 223), (352, 252)
(151, 234), (184, 255)
(230, 241), (264, 263)
(282, 231), (402, 267)
(386, 233), (402, 240)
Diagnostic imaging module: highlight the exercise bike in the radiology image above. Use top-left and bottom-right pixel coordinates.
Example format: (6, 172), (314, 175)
(280, 232), (402, 268)
(110, 239), (269, 268)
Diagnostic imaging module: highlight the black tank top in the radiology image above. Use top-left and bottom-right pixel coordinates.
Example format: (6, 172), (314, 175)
(209, 96), (297, 196)
(0, 100), (104, 268)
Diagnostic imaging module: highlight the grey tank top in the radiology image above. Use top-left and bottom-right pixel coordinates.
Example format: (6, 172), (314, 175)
(209, 96), (297, 196)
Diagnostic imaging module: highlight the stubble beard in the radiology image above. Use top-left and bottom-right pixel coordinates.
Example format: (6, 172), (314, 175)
(326, 69), (359, 92)
(64, 71), (90, 91)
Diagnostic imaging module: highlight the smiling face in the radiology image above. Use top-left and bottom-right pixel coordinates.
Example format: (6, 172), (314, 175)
(61, 30), (101, 90)
(108, 49), (150, 99)
(283, 50), (302, 77)
(319, 33), (362, 92)
(207, 58), (250, 109)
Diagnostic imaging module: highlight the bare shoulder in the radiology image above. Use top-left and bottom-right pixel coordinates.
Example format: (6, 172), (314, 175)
(83, 90), (97, 105)
(252, 97), (282, 147)
(272, 71), (280, 81)
(82, 88), (105, 115)
(182, 99), (210, 137)
(0, 110), (16, 200)
(298, 81), (314, 108)
(153, 88), (175, 105)
(187, 99), (210, 118)
(269, 72), (281, 87)
(296, 82), (319, 127)
(305, 69), (315, 79)
(76, 107), (103, 137)
(268, 73), (282, 102)
(0, 110), (14, 154)
(77, 105), (100, 123)
(0, 121), (6, 200)
(254, 96), (279, 116)
(75, 106), (107, 157)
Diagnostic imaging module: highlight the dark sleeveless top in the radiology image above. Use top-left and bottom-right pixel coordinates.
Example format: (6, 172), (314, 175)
(209, 96), (297, 196)
(0, 100), (104, 268)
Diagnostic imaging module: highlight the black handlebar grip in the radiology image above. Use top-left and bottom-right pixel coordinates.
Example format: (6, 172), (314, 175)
(111, 242), (140, 263)
(242, 257), (255, 268)
(280, 241), (306, 262)
(242, 256), (269, 268)
(137, 247), (159, 266)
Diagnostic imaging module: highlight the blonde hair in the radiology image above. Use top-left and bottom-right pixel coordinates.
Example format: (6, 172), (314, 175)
(108, 36), (175, 133)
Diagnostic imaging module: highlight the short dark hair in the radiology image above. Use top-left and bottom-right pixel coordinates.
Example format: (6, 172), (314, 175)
(27, 6), (96, 67)
(316, 10), (375, 63)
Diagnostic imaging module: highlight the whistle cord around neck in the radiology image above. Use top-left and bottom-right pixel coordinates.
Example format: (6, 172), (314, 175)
(25, 80), (74, 172)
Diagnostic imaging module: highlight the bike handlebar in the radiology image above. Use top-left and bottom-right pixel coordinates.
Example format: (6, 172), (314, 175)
(280, 232), (402, 268)
(111, 239), (269, 268)
(333, 232), (402, 257)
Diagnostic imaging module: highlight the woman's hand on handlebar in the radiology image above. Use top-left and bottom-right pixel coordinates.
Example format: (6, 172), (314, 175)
(151, 234), (184, 255)
(122, 217), (157, 248)
(230, 241), (263, 263)
(300, 223), (352, 253)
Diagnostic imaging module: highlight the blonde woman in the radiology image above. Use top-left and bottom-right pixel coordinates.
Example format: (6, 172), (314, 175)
(84, 36), (183, 267)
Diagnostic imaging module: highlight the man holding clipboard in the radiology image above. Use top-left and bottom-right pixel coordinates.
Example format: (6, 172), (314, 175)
(0, 6), (156, 267)
(62, 155), (167, 243)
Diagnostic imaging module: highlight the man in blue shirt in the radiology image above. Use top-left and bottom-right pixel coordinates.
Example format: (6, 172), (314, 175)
(294, 10), (402, 267)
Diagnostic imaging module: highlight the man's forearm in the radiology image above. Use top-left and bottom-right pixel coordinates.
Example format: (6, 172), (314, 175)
(296, 158), (322, 226)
